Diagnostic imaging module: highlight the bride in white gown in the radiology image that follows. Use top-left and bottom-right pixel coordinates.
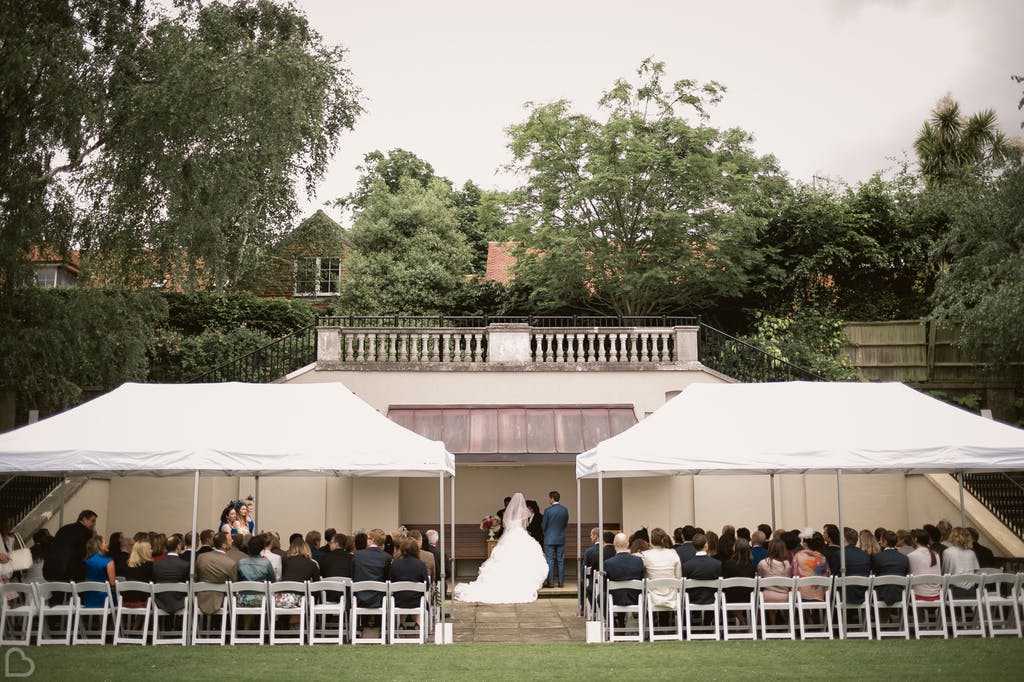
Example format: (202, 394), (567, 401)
(453, 492), (549, 603)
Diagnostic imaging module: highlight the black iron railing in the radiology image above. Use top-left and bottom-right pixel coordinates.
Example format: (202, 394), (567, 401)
(0, 475), (63, 527)
(317, 315), (699, 329)
(186, 322), (318, 384)
(961, 472), (1024, 539)
(698, 323), (825, 383)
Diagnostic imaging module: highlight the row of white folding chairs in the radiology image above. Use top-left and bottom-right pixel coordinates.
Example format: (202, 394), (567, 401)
(0, 579), (431, 646)
(594, 572), (1022, 642)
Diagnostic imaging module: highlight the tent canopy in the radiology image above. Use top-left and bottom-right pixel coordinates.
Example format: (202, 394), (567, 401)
(576, 382), (1024, 478)
(0, 382), (454, 477)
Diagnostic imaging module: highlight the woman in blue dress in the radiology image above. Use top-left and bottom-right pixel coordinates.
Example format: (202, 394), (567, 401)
(83, 534), (116, 607)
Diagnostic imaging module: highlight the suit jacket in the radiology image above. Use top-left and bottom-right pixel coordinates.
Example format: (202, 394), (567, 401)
(281, 555), (320, 583)
(682, 554), (722, 604)
(43, 521), (93, 581)
(840, 546), (872, 604)
(153, 554), (190, 613)
(674, 542), (696, 566)
(527, 514), (544, 545)
(388, 556), (429, 608)
(318, 549), (354, 580)
(352, 547), (392, 607)
(226, 547), (246, 564)
(541, 503), (568, 546)
(603, 552), (645, 606)
(195, 551), (237, 615)
(872, 548), (910, 605)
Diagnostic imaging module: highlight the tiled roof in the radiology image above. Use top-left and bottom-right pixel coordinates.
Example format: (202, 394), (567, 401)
(484, 242), (518, 284)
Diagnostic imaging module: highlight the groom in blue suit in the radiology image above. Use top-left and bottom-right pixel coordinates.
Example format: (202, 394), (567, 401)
(541, 490), (569, 588)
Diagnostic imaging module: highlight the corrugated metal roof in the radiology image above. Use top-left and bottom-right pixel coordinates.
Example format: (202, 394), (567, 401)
(387, 405), (637, 458)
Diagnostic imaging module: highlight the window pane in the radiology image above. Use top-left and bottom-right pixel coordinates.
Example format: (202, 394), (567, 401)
(318, 258), (340, 294)
(294, 257), (318, 296)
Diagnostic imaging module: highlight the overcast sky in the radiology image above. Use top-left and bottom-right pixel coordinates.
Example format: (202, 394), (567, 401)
(293, 0), (1023, 222)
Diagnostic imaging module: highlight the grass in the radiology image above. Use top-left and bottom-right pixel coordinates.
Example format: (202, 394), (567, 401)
(3, 639), (1024, 681)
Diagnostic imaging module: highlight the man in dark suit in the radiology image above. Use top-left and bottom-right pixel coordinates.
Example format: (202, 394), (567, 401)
(153, 534), (190, 613)
(824, 524), (842, 575)
(968, 527), (997, 568)
(526, 500), (544, 546)
(195, 533), (237, 615)
(320, 532), (355, 580)
(603, 533), (645, 628)
(494, 496), (512, 540)
(43, 509), (97, 581)
(871, 530), (910, 605)
(682, 533), (722, 605)
(841, 527), (872, 604)
(674, 525), (697, 565)
(541, 490), (569, 588)
(353, 528), (391, 629)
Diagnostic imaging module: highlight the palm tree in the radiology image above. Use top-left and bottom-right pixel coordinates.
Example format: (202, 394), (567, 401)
(914, 95), (1012, 185)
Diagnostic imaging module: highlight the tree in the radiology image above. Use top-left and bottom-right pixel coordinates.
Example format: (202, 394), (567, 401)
(504, 59), (788, 317)
(931, 162), (1024, 364)
(914, 96), (1013, 186)
(338, 177), (473, 315)
(0, 0), (362, 300)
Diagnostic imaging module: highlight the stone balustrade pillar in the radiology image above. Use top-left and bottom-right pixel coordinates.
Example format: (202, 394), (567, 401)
(317, 327), (341, 364)
(674, 326), (700, 364)
(486, 323), (532, 363)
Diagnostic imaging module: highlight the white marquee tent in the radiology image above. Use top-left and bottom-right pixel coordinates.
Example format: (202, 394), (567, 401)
(0, 382), (457, 641)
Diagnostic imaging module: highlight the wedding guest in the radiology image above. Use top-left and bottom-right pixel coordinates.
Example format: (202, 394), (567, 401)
(495, 496), (512, 540)
(823, 524), (841, 575)
(150, 532), (167, 561)
(908, 529), (942, 601)
(353, 529), (391, 626)
(604, 532), (645, 627)
(923, 524), (945, 558)
(705, 530), (720, 559)
(897, 529), (915, 556)
(526, 500), (544, 546)
(715, 533), (734, 564)
(858, 529), (881, 557)
(323, 528), (336, 554)
(153, 534), (190, 613)
(682, 533), (722, 607)
(967, 527), (997, 568)
(23, 529), (52, 583)
(281, 538), (320, 583)
(268, 532), (287, 560)
(941, 527), (980, 597)
(260, 532), (283, 580)
(43, 509), (97, 581)
(675, 525), (697, 565)
(245, 496), (256, 533)
(226, 534), (246, 564)
(236, 535), (275, 607)
(757, 539), (792, 603)
(792, 530), (829, 601)
(583, 528), (601, 569)
(406, 530), (435, 584)
(722, 537), (756, 603)
(219, 505), (238, 535)
(108, 531), (130, 577)
(196, 533), (237, 615)
(122, 539), (154, 607)
(641, 527), (681, 626)
(750, 530), (768, 567)
(319, 531), (354, 578)
(389, 538), (429, 629)
(629, 538), (649, 554)
(82, 534), (116, 607)
(841, 527), (872, 603)
(424, 529), (449, 592)
(936, 520), (953, 548)
(353, 532), (368, 551)
(737, 527), (751, 541)
(872, 530), (910, 606)
(757, 523), (773, 541)
(306, 531), (323, 563)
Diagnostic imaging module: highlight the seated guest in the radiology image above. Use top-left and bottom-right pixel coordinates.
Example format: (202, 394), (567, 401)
(841, 527), (872, 604)
(108, 531), (130, 577)
(897, 529), (915, 556)
(792, 530), (830, 601)
(583, 528), (601, 571)
(722, 537), (756, 603)
(236, 535), (275, 607)
(674, 525), (697, 565)
(353, 532), (368, 552)
(82, 534), (116, 607)
(682, 533), (722, 605)
(181, 529), (214, 567)
(715, 533), (734, 564)
(153, 534), (190, 614)
(923, 524), (945, 558)
(941, 527), (980, 597)
(196, 533), (238, 615)
(872, 530), (910, 606)
(750, 531), (768, 567)
(306, 531), (323, 563)
(823, 524), (841, 575)
(389, 538), (429, 628)
(353, 529), (391, 629)
(121, 539), (154, 607)
(226, 534), (246, 563)
(604, 532), (645, 628)
(260, 532), (283, 580)
(24, 528), (53, 584)
(858, 529), (881, 557)
(276, 538), (320, 610)
(150, 532), (167, 562)
(736, 527), (751, 541)
(323, 528), (336, 556)
(43, 509), (97, 582)
(319, 532), (354, 580)
(705, 530), (720, 559)
(757, 523), (773, 542)
(629, 538), (649, 554)
(268, 532), (287, 560)
(907, 529), (942, 601)
(756, 539), (791, 603)
(967, 527), (997, 569)
(407, 530), (435, 584)
(641, 527), (681, 625)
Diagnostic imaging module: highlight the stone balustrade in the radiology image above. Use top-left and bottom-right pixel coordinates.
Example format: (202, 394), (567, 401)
(317, 324), (699, 369)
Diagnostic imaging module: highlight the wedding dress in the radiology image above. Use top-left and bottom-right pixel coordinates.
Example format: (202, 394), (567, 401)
(453, 492), (549, 604)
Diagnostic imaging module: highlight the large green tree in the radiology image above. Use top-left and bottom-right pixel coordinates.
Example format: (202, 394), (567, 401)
(504, 60), (788, 317)
(0, 0), (361, 299)
(914, 96), (1013, 186)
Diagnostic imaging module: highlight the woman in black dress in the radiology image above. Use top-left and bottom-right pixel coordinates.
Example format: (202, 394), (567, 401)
(389, 538), (429, 629)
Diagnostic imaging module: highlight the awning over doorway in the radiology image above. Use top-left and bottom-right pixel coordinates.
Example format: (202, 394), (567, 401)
(388, 405), (638, 463)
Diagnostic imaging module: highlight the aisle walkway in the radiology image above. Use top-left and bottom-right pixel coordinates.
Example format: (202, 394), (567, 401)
(450, 596), (585, 643)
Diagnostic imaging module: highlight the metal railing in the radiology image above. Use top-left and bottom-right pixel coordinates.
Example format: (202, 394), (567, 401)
(961, 472), (1024, 539)
(186, 322), (318, 384)
(0, 475), (63, 528)
(318, 315), (699, 329)
(698, 323), (825, 383)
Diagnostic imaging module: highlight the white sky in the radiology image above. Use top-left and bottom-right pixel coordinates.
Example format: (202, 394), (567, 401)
(293, 0), (1023, 223)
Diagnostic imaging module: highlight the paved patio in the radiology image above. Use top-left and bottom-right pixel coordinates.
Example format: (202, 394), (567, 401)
(449, 594), (586, 644)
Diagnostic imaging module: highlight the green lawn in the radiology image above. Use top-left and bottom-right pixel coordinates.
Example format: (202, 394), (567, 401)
(3, 640), (1024, 681)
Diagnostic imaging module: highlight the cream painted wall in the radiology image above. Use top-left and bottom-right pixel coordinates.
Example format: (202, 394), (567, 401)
(289, 367), (725, 418)
(44, 479), (109, 536)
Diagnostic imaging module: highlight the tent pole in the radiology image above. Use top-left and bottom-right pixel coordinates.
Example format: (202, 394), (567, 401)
(58, 471), (66, 527)
(188, 469), (199, 645)
(254, 474), (260, 532)
(597, 472), (604, 635)
(957, 471), (967, 527)
(450, 474), (456, 626)
(769, 472), (776, 530)
(576, 476), (581, 617)
(837, 469), (847, 631)
(438, 471), (446, 643)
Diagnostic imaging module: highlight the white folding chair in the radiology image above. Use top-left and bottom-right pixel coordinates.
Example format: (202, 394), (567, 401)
(308, 579), (350, 644)
(229, 581), (269, 644)
(683, 578), (721, 641)
(720, 577), (757, 640)
(982, 573), (1021, 638)
(269, 581), (307, 644)
(191, 582), (229, 645)
(946, 573), (986, 638)
(795, 576), (833, 639)
(871, 575), (910, 639)
(389, 581), (429, 644)
(605, 579), (644, 642)
(908, 575), (947, 639)
(644, 578), (683, 641)
(0, 583), (37, 646)
(350, 580), (388, 645)
(583, 566), (595, 619)
(758, 577), (795, 640)
(72, 581), (113, 645)
(151, 583), (189, 645)
(35, 582), (75, 645)
(834, 575), (872, 639)
(113, 581), (153, 645)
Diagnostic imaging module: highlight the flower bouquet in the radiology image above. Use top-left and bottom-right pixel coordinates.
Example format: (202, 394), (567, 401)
(480, 515), (501, 539)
